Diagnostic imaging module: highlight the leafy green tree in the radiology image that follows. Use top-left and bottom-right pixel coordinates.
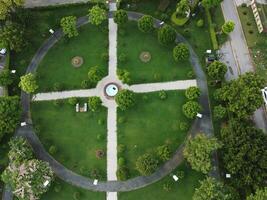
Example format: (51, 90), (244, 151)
(136, 153), (159, 175)
(0, 0), (25, 20)
(88, 66), (104, 84)
(117, 69), (130, 84)
(182, 101), (201, 119)
(214, 105), (227, 119)
(116, 166), (129, 181)
(8, 137), (33, 166)
(0, 22), (25, 52)
(0, 96), (21, 141)
(222, 21), (235, 34)
(156, 145), (171, 161)
(185, 86), (200, 100)
(60, 16), (78, 38)
(0, 69), (13, 86)
(193, 177), (239, 200)
(221, 119), (267, 193)
(176, 0), (190, 17)
(88, 96), (102, 112)
(158, 25), (176, 45)
(247, 187), (267, 200)
(138, 15), (154, 33)
(207, 61), (227, 80)
(201, 0), (223, 8)
(88, 5), (107, 26)
(115, 89), (136, 111)
(183, 134), (222, 174)
(114, 9), (128, 25)
(173, 43), (190, 61)
(68, 97), (78, 105)
(219, 72), (265, 119)
(2, 159), (54, 200)
(19, 73), (38, 93)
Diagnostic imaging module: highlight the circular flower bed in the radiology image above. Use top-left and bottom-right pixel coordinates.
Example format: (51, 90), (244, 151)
(139, 51), (151, 63)
(71, 56), (84, 68)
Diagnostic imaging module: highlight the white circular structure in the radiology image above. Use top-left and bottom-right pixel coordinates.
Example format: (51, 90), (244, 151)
(105, 84), (119, 97)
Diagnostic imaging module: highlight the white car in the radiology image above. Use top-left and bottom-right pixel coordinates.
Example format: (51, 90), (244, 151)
(0, 48), (7, 55)
(261, 87), (267, 105)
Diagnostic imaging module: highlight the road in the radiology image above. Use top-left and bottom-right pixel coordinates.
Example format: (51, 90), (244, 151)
(220, 0), (267, 132)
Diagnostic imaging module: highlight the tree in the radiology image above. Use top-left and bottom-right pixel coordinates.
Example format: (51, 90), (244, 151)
(0, 22), (25, 52)
(214, 105), (227, 119)
(158, 25), (176, 45)
(222, 21), (235, 34)
(115, 89), (136, 111)
(88, 96), (102, 112)
(8, 137), (33, 166)
(0, 0), (25, 20)
(221, 119), (267, 193)
(60, 16), (78, 38)
(182, 101), (201, 119)
(173, 43), (190, 61)
(176, 0), (190, 17)
(117, 69), (130, 84)
(183, 134), (221, 174)
(185, 86), (200, 100)
(114, 9), (128, 26)
(207, 61), (227, 80)
(68, 97), (78, 105)
(0, 69), (13, 86)
(88, 66), (104, 84)
(247, 187), (267, 200)
(2, 159), (54, 200)
(116, 166), (129, 181)
(201, 0), (223, 8)
(193, 177), (239, 200)
(0, 96), (21, 141)
(219, 72), (265, 119)
(138, 15), (154, 33)
(156, 145), (171, 161)
(135, 153), (159, 175)
(19, 73), (38, 93)
(88, 5), (107, 26)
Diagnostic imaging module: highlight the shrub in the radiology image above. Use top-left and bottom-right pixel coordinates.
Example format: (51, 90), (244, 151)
(159, 90), (167, 100)
(179, 122), (189, 131)
(185, 86), (200, 100)
(173, 43), (190, 61)
(88, 96), (102, 112)
(196, 19), (204, 27)
(0, 69), (13, 86)
(187, 70), (195, 78)
(88, 5), (107, 26)
(222, 21), (235, 34)
(68, 97), (78, 105)
(176, 170), (184, 179)
(138, 15), (154, 33)
(118, 53), (127, 63)
(88, 66), (103, 84)
(117, 69), (130, 84)
(118, 157), (126, 166)
(136, 153), (159, 175)
(214, 105), (227, 119)
(53, 82), (63, 91)
(53, 99), (63, 106)
(116, 166), (129, 181)
(157, 145), (171, 161)
(182, 101), (201, 119)
(158, 25), (176, 45)
(19, 73), (38, 93)
(118, 144), (126, 153)
(49, 145), (57, 155)
(115, 89), (136, 111)
(114, 10), (128, 25)
(163, 181), (173, 192)
(60, 16), (78, 38)
(90, 168), (102, 179)
(207, 61), (227, 80)
(81, 80), (91, 89)
(101, 52), (109, 61)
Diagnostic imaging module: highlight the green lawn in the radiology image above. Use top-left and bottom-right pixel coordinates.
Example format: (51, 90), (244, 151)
(31, 99), (107, 180)
(41, 179), (105, 200)
(118, 21), (193, 84)
(9, 3), (98, 95)
(117, 91), (191, 177)
(119, 163), (203, 200)
(37, 22), (108, 92)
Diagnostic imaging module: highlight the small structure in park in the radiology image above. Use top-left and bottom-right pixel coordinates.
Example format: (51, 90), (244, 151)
(75, 103), (88, 112)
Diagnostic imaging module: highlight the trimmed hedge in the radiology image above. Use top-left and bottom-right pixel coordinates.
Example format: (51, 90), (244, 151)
(205, 8), (218, 50)
(171, 12), (189, 26)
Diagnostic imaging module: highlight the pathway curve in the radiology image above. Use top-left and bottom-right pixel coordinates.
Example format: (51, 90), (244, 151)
(2, 11), (214, 200)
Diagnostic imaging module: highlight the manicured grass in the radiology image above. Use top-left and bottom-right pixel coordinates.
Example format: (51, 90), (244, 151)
(31, 99), (107, 179)
(41, 179), (105, 200)
(118, 22), (193, 84)
(117, 91), (191, 177)
(9, 3), (96, 95)
(119, 163), (203, 200)
(37, 22), (108, 92)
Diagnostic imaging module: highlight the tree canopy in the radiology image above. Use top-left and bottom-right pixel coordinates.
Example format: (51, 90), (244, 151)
(158, 25), (176, 45)
(60, 16), (78, 38)
(0, 96), (21, 141)
(19, 73), (38, 93)
(88, 5), (107, 26)
(137, 15), (154, 33)
(88, 66), (104, 84)
(135, 153), (159, 176)
(185, 86), (200, 100)
(207, 61), (227, 80)
(247, 187), (267, 200)
(182, 101), (201, 119)
(88, 96), (102, 112)
(114, 9), (128, 25)
(0, 69), (13, 86)
(173, 43), (190, 61)
(222, 21), (235, 34)
(183, 134), (222, 174)
(115, 89), (136, 111)
(0, 0), (25, 20)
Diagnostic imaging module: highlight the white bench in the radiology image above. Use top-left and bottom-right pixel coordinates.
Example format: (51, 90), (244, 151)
(196, 113), (203, 118)
(93, 179), (98, 185)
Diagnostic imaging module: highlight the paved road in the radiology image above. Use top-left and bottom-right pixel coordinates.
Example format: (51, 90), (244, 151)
(2, 11), (215, 199)
(24, 0), (90, 8)
(221, 0), (267, 132)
